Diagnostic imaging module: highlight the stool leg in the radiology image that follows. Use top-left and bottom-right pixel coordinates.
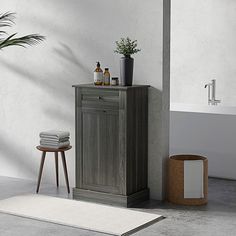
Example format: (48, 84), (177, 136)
(36, 151), (46, 193)
(55, 152), (59, 187)
(61, 151), (70, 194)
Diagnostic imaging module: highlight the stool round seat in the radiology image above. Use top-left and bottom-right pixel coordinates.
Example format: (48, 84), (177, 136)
(36, 145), (72, 152)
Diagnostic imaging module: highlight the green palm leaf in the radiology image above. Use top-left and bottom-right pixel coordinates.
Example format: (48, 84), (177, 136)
(0, 33), (45, 49)
(0, 11), (45, 50)
(0, 12), (15, 28)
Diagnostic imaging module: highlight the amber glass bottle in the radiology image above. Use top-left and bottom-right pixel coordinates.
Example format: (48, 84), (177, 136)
(94, 62), (103, 85)
(103, 68), (110, 85)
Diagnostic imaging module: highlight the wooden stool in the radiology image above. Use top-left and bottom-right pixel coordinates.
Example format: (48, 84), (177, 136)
(36, 145), (72, 194)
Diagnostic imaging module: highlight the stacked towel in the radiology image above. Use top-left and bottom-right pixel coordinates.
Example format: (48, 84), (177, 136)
(39, 130), (70, 149)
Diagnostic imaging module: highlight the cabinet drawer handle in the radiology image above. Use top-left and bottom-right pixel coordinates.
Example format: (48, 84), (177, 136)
(97, 96), (102, 100)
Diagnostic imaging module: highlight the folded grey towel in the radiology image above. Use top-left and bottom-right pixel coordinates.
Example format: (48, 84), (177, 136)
(40, 137), (69, 142)
(40, 130), (70, 140)
(40, 140), (70, 147)
(40, 141), (70, 149)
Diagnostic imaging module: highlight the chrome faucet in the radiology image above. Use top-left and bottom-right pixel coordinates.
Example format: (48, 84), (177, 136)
(204, 79), (221, 105)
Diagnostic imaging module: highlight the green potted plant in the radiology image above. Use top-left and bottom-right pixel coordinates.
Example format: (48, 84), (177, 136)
(114, 37), (141, 86)
(0, 12), (45, 50)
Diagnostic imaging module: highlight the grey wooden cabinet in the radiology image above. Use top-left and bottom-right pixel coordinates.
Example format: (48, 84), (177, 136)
(72, 84), (149, 207)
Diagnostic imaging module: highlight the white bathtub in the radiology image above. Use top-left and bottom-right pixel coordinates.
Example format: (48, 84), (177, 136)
(170, 103), (236, 180)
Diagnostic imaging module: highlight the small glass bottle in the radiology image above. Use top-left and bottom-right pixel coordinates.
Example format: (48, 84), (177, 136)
(94, 62), (103, 85)
(103, 68), (110, 86)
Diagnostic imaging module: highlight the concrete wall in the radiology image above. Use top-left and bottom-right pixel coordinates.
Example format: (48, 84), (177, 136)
(0, 0), (170, 200)
(171, 0), (236, 106)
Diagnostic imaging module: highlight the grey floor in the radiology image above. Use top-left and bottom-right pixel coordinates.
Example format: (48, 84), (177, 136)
(0, 177), (236, 236)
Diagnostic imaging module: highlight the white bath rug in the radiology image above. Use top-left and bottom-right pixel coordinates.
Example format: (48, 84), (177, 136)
(0, 194), (163, 235)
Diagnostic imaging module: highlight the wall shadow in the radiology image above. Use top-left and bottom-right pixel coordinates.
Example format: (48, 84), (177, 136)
(0, 58), (74, 102)
(53, 42), (90, 75)
(0, 135), (36, 178)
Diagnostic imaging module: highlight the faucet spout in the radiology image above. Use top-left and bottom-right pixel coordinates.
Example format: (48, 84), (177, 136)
(205, 79), (221, 105)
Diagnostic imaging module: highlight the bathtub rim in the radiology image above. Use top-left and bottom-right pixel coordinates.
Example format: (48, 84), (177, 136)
(170, 102), (236, 115)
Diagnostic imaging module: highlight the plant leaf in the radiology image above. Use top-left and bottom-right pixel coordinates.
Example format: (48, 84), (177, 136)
(114, 37), (141, 56)
(0, 12), (45, 50)
(0, 12), (15, 28)
(0, 33), (45, 50)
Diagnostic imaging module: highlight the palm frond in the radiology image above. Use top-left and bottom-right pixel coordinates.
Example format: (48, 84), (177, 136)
(0, 12), (15, 28)
(0, 30), (7, 35)
(0, 12), (45, 50)
(0, 33), (45, 50)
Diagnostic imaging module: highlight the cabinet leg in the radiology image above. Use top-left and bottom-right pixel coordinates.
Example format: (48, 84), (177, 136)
(36, 151), (46, 193)
(61, 151), (70, 194)
(55, 152), (59, 187)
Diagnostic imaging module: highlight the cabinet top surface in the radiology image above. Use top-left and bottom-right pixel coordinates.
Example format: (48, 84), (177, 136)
(72, 84), (150, 90)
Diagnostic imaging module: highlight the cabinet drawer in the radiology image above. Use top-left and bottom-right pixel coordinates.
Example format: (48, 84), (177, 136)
(80, 88), (119, 109)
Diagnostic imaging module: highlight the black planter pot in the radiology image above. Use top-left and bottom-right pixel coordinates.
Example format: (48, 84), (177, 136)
(120, 56), (134, 86)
